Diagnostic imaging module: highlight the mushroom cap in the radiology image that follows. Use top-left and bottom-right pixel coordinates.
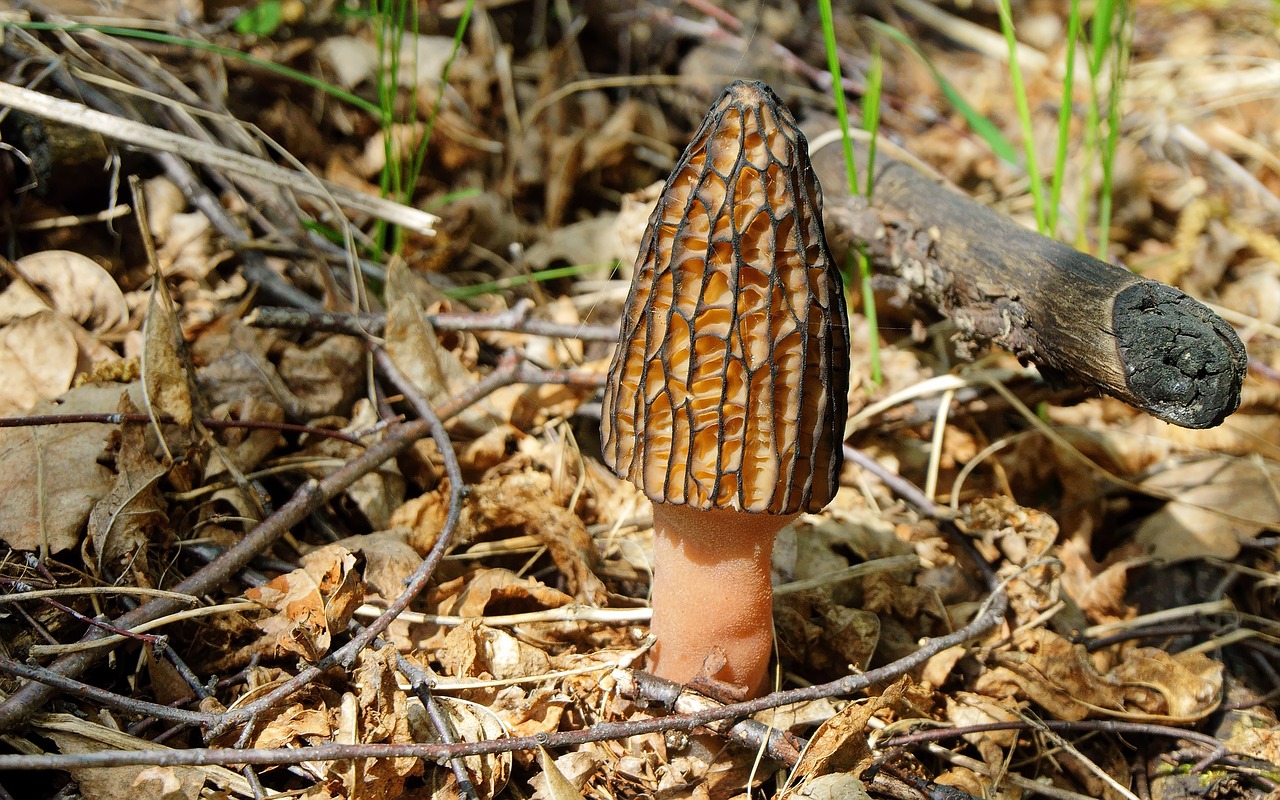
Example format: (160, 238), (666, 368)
(601, 81), (849, 515)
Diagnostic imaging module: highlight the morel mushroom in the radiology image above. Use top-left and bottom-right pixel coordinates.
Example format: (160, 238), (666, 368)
(601, 81), (849, 696)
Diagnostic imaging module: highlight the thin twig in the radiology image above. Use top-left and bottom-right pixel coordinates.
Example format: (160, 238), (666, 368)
(246, 303), (619, 342)
(0, 586), (1008, 770)
(0, 413), (365, 445)
(204, 346), (471, 738)
(0, 81), (439, 234)
(0, 658), (214, 727)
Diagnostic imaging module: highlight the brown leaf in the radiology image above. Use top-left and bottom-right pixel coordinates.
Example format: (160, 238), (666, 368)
(335, 530), (421, 603)
(437, 616), (552, 681)
(436, 567), (574, 620)
(979, 628), (1223, 722)
(9, 250), (129, 333)
(86, 392), (169, 580)
(411, 694), (511, 799)
(384, 260), (500, 437)
(246, 569), (331, 661)
(300, 544), (366, 637)
(1136, 456), (1280, 561)
(789, 678), (912, 785)
(0, 382), (132, 553)
(779, 774), (871, 800)
(945, 692), (1023, 767)
(275, 333), (363, 419)
(465, 473), (606, 604)
(349, 647), (420, 788)
(245, 546), (362, 661)
(300, 400), (404, 530)
(142, 276), (193, 428)
(247, 701), (333, 750)
(0, 310), (81, 415)
(533, 744), (588, 800)
(35, 713), (251, 799)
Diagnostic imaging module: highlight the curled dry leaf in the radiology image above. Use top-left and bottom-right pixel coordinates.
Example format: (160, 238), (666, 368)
(979, 627), (1223, 722)
(0, 310), (81, 416)
(203, 396), (286, 477)
(532, 745), (589, 800)
(945, 691), (1024, 766)
(300, 400), (404, 530)
(142, 276), (193, 429)
(349, 647), (420, 789)
(785, 678), (914, 792)
(493, 685), (569, 741)
(1058, 536), (1134, 625)
(140, 177), (219, 282)
(244, 545), (363, 661)
(10, 250), (129, 333)
(85, 393), (169, 580)
(465, 472), (607, 604)
(275, 333), (364, 419)
(0, 382), (137, 553)
(33, 713), (251, 798)
(384, 260), (502, 436)
(334, 529), (421, 603)
(436, 617), (552, 681)
(412, 694), (510, 799)
(775, 591), (879, 678)
(1135, 455), (1280, 561)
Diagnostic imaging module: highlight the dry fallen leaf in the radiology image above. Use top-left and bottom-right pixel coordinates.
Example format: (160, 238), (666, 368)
(465, 473), (607, 604)
(0, 382), (137, 553)
(245, 545), (363, 661)
(335, 529), (422, 603)
(384, 260), (503, 436)
(787, 678), (913, 788)
(9, 250), (129, 333)
(1135, 455), (1280, 561)
(436, 617), (552, 681)
(979, 628), (1223, 722)
(142, 275), (193, 429)
(85, 393), (169, 580)
(300, 400), (404, 530)
(532, 745), (589, 800)
(411, 694), (511, 799)
(0, 310), (82, 416)
(33, 712), (250, 798)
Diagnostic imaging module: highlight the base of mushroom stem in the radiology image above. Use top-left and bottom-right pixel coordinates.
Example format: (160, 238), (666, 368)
(646, 504), (797, 699)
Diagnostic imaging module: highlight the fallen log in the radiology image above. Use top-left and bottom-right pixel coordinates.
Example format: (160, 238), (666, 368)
(810, 142), (1247, 429)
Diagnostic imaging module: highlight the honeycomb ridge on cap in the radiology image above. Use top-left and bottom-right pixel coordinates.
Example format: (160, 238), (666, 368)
(601, 80), (849, 515)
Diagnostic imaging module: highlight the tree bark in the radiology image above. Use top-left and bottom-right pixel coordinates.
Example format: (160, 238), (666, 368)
(811, 143), (1247, 429)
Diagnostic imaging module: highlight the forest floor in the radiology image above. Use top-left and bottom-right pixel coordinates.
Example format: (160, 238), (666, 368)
(0, 0), (1278, 798)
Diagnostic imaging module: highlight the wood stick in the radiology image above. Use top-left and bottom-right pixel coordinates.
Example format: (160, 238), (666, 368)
(810, 143), (1247, 429)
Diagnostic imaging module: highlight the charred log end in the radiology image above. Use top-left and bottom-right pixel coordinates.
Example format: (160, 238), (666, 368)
(1114, 281), (1247, 429)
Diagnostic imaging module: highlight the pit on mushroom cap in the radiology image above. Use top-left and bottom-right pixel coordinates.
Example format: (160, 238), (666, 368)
(601, 80), (849, 695)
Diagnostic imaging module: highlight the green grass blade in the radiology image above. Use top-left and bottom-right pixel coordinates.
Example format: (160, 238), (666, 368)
(1090, 0), (1118, 75)
(1048, 1), (1082, 239)
(817, 0), (858, 192)
(0, 20), (381, 116)
(1095, 1), (1131, 258)
(408, 0), (474, 208)
(858, 47), (884, 386)
(867, 19), (1019, 165)
(994, 0), (1045, 232)
(861, 46), (883, 200)
(445, 262), (611, 300)
(820, 0), (881, 385)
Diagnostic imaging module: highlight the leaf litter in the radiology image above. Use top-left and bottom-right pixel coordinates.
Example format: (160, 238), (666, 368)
(0, 2), (1277, 799)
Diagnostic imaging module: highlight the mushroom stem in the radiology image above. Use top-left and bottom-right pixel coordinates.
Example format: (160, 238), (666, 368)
(648, 504), (796, 697)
